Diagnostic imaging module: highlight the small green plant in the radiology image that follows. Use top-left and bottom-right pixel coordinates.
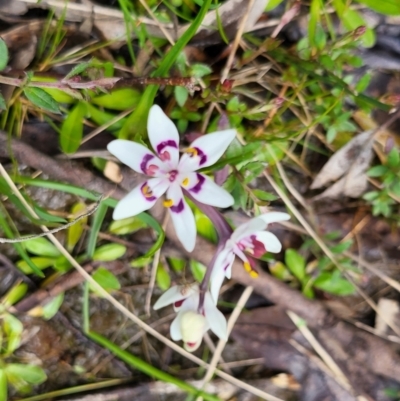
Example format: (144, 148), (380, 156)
(0, 284), (47, 399)
(363, 148), (400, 217)
(270, 239), (356, 299)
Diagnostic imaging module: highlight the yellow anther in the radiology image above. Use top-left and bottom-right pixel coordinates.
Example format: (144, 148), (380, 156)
(249, 270), (259, 278)
(182, 177), (189, 187)
(243, 262), (252, 272)
(186, 147), (198, 157)
(141, 185), (153, 198)
(163, 199), (174, 208)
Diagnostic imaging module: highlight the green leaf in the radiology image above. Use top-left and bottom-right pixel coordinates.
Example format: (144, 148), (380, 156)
(252, 189), (278, 202)
(93, 243), (126, 261)
(64, 62), (91, 79)
(42, 293), (64, 320)
(190, 259), (207, 282)
(92, 267), (121, 293)
(355, 0), (400, 15)
(24, 238), (61, 257)
(2, 283), (28, 307)
(130, 256), (152, 268)
(5, 364), (47, 385)
(387, 148), (400, 168)
(313, 271), (355, 295)
(194, 207), (217, 243)
(0, 369), (7, 401)
(86, 201), (108, 259)
(265, 0), (284, 11)
(16, 257), (56, 274)
(191, 63), (212, 78)
(0, 93), (6, 110)
(109, 216), (147, 235)
(60, 101), (87, 153)
(168, 257), (186, 272)
(174, 86), (188, 107)
(156, 264), (171, 291)
(3, 314), (23, 354)
(86, 103), (126, 131)
(0, 39), (8, 71)
(92, 88), (141, 110)
(355, 73), (372, 93)
(34, 205), (67, 224)
(367, 165), (388, 177)
(66, 202), (87, 252)
(285, 249), (306, 281)
(23, 87), (61, 114)
(269, 261), (292, 280)
(308, 0), (321, 48)
(363, 190), (379, 201)
(330, 240), (353, 254)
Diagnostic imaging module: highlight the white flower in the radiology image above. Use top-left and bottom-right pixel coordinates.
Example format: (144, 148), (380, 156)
(154, 284), (227, 352)
(107, 105), (236, 252)
(210, 212), (290, 301)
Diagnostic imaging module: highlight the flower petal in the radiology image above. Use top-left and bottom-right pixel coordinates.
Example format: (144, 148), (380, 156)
(113, 178), (169, 220)
(210, 247), (234, 302)
(254, 231), (283, 253)
(153, 284), (198, 310)
(184, 173), (234, 208)
(107, 139), (165, 176)
(179, 129), (236, 171)
(231, 217), (266, 243)
(204, 292), (228, 341)
(170, 293), (200, 340)
(257, 212), (290, 226)
(148, 105), (180, 167)
(170, 312), (183, 340)
(166, 183), (197, 252)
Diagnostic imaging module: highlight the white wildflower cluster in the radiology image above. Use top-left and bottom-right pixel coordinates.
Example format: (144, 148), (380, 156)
(108, 105), (289, 351)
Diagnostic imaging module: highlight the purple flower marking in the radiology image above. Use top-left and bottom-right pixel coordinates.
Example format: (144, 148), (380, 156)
(170, 199), (184, 213)
(194, 147), (207, 166)
(140, 182), (157, 202)
(156, 140), (178, 154)
(140, 154), (154, 174)
(189, 174), (205, 194)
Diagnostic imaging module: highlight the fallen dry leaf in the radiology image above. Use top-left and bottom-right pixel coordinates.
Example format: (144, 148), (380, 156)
(310, 130), (375, 199)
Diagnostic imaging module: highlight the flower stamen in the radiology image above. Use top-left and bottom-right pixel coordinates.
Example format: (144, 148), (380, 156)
(167, 170), (178, 182)
(243, 261), (259, 278)
(186, 147), (198, 157)
(141, 184), (153, 198)
(163, 199), (174, 208)
(182, 177), (189, 186)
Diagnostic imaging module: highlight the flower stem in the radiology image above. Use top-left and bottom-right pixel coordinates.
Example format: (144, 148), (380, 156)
(184, 192), (233, 309)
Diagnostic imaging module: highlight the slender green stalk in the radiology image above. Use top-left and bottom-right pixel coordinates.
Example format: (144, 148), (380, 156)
(119, 0), (213, 138)
(87, 331), (221, 401)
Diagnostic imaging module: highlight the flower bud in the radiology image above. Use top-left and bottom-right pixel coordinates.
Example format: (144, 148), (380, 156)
(180, 310), (207, 352)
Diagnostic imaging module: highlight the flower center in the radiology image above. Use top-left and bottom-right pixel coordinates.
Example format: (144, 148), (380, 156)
(167, 169), (178, 182)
